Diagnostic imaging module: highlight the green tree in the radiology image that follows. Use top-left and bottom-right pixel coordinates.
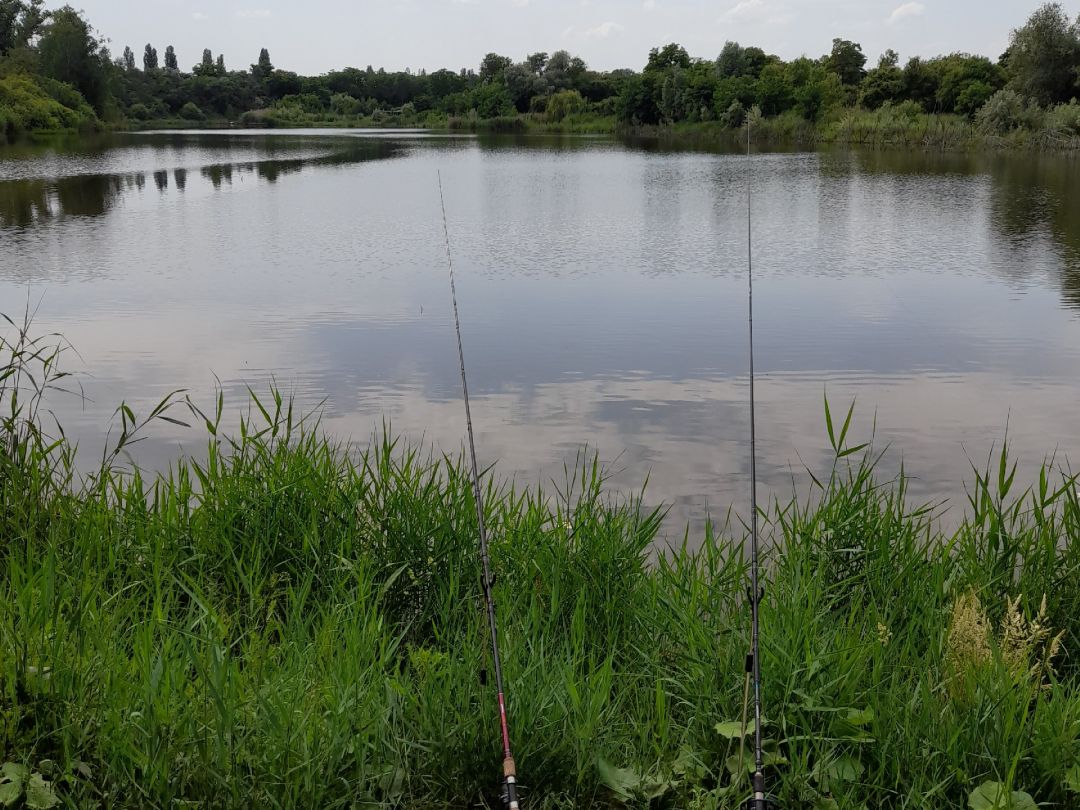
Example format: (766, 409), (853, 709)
(252, 47), (273, 80)
(646, 43), (690, 73)
(902, 56), (938, 110)
(859, 57), (904, 109)
(526, 51), (548, 74)
(194, 48), (214, 76)
(143, 43), (157, 71)
(825, 38), (867, 86)
(215, 53), (226, 75)
(615, 73), (661, 124)
(0, 0), (47, 57)
(121, 45), (135, 71)
(1006, 2), (1080, 105)
(788, 56), (842, 121)
(164, 45), (177, 71)
(469, 80), (513, 117)
(478, 52), (511, 83)
(755, 61), (794, 115)
(955, 81), (995, 116)
(545, 88), (585, 122)
(713, 75), (756, 118)
(503, 62), (543, 112)
(716, 41), (767, 78)
(37, 6), (107, 111)
(543, 50), (579, 91)
(658, 65), (684, 122)
(934, 54), (1004, 113)
(685, 60), (722, 121)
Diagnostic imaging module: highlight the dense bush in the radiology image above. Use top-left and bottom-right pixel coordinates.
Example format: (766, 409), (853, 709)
(0, 72), (97, 140)
(545, 89), (586, 122)
(1044, 99), (1080, 136)
(976, 88), (1044, 134)
(178, 100), (205, 120)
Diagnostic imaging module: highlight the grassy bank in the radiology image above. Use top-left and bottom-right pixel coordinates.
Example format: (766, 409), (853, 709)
(3, 322), (1080, 808)
(624, 107), (1080, 152)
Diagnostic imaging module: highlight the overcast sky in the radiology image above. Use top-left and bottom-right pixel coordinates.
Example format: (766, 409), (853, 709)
(74, 0), (1047, 75)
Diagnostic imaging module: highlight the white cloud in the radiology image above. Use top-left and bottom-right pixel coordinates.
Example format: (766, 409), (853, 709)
(887, 2), (925, 24)
(562, 21), (624, 40)
(192, 11), (208, 21)
(719, 0), (793, 25)
(643, 0), (656, 10)
(235, 9), (272, 19)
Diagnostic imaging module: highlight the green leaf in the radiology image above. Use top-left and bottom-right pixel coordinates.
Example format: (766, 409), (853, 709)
(0, 763), (28, 808)
(672, 747), (705, 781)
(762, 751), (788, 769)
(725, 754), (750, 777)
(825, 755), (864, 783)
(715, 720), (752, 739)
(1066, 764), (1080, 794)
(968, 781), (1037, 810)
(597, 758), (640, 801)
(845, 707), (874, 727)
(25, 773), (60, 809)
(641, 777), (676, 800)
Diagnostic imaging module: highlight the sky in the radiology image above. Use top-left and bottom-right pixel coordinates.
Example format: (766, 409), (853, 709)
(71, 0), (1047, 76)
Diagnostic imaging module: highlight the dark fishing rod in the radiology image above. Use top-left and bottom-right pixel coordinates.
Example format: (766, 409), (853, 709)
(742, 111), (773, 810)
(437, 172), (521, 810)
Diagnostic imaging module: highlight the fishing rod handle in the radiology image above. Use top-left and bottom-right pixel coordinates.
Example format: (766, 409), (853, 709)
(501, 757), (520, 809)
(741, 770), (774, 810)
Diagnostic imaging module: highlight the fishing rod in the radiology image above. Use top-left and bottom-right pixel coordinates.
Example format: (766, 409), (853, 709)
(437, 172), (522, 810)
(741, 110), (774, 810)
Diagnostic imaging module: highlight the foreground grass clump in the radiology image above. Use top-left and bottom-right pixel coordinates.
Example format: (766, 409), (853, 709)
(3, 324), (1080, 808)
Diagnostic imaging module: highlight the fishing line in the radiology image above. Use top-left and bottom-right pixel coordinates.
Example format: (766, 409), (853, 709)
(437, 171), (521, 810)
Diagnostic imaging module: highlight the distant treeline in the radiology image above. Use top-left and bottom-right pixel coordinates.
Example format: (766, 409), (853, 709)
(2, 1), (1080, 140)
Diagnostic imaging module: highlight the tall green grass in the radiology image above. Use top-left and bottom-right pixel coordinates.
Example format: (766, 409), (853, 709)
(3, 319), (1080, 808)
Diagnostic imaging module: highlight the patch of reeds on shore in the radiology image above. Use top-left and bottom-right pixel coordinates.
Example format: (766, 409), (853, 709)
(3, 316), (1080, 808)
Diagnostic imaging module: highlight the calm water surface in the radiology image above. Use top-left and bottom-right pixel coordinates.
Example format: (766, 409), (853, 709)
(2, 129), (1079, 536)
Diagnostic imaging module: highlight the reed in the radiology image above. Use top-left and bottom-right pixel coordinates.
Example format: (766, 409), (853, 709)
(2, 319), (1079, 808)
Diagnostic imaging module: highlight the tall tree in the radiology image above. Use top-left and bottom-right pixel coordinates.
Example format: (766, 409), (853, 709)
(0, 0), (47, 56)
(645, 43), (691, 73)
(215, 53), (225, 75)
(716, 41), (766, 78)
(164, 44), (177, 71)
(478, 52), (511, 82)
(251, 47), (273, 80)
(196, 47), (213, 74)
(1006, 2), (1080, 105)
(38, 6), (106, 110)
(143, 42), (158, 71)
(825, 38), (867, 86)
(859, 54), (904, 109)
(122, 44), (135, 71)
(526, 51), (548, 74)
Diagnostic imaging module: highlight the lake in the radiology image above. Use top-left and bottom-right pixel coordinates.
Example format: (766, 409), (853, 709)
(2, 129), (1079, 537)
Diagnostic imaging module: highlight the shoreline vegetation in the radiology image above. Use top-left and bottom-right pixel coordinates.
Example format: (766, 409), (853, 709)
(4, 318), (1080, 807)
(4, 3), (1080, 151)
